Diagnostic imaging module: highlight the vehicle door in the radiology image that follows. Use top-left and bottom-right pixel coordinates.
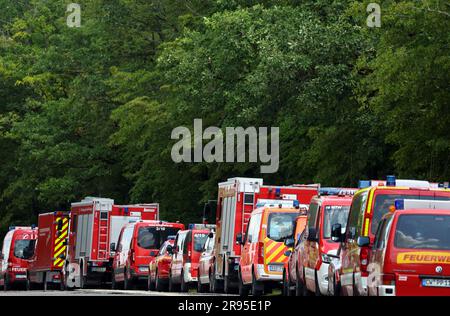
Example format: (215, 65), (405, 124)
(340, 190), (369, 295)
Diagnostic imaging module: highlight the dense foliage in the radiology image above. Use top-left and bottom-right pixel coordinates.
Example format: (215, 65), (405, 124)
(0, 0), (448, 235)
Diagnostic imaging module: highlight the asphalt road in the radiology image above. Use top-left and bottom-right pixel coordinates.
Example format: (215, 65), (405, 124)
(0, 288), (237, 296)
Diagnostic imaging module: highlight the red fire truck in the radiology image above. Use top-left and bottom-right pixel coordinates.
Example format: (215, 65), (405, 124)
(207, 177), (319, 293)
(64, 197), (159, 289)
(28, 212), (70, 290)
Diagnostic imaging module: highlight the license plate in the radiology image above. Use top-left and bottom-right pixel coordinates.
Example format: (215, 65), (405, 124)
(92, 267), (106, 272)
(268, 265), (283, 272)
(422, 278), (450, 288)
(14, 274), (27, 279)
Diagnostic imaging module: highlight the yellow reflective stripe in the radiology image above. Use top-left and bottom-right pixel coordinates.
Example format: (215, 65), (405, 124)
(54, 245), (66, 259)
(54, 258), (61, 266)
(265, 241), (277, 254)
(54, 240), (65, 252)
(266, 246), (284, 263)
(366, 189), (374, 214)
(55, 230), (68, 244)
(364, 218), (370, 236)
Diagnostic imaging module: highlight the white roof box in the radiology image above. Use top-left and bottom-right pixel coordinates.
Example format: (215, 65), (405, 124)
(399, 199), (450, 210)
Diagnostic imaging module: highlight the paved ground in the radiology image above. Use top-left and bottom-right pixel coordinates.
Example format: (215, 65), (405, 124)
(0, 288), (237, 296)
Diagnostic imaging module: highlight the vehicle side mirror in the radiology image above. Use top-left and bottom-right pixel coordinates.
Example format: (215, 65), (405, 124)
(110, 242), (116, 252)
(166, 245), (173, 254)
(307, 227), (318, 242)
(357, 236), (370, 248)
(236, 233), (243, 245)
(331, 224), (343, 242)
(149, 250), (157, 257)
(208, 232), (214, 239)
(284, 237), (295, 248)
(284, 250), (292, 257)
(0, 252), (3, 260)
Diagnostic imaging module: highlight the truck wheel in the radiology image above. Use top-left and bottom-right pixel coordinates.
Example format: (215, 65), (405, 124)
(59, 273), (66, 291)
(314, 271), (322, 296)
(282, 270), (290, 296)
(155, 271), (164, 292)
(111, 271), (117, 289)
(224, 275), (233, 294)
(332, 274), (341, 297)
(209, 269), (223, 293)
(25, 276), (31, 291)
(251, 271), (263, 297)
(180, 270), (188, 292)
(4, 275), (11, 291)
(238, 270), (249, 296)
(124, 269), (132, 290)
(168, 273), (179, 292)
(295, 269), (303, 296)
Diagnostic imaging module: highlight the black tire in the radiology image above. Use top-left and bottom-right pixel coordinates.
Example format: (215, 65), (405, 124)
(314, 271), (322, 296)
(155, 271), (165, 292)
(238, 270), (249, 296)
(209, 268), (223, 293)
(332, 274), (341, 297)
(148, 272), (155, 291)
(282, 269), (290, 296)
(124, 269), (133, 290)
(79, 266), (86, 289)
(168, 273), (179, 292)
(301, 270), (311, 296)
(295, 269), (303, 296)
(197, 270), (206, 293)
(43, 273), (48, 292)
(4, 275), (11, 291)
(251, 271), (263, 297)
(111, 271), (118, 290)
(59, 273), (66, 291)
(25, 276), (31, 291)
(180, 270), (188, 292)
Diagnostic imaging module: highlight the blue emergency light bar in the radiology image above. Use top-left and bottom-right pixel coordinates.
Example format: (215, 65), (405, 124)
(358, 175), (397, 189)
(394, 199), (404, 210)
(8, 226), (15, 231)
(167, 235), (176, 240)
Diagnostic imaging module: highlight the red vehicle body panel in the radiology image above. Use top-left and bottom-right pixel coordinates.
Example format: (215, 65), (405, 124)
(369, 209), (450, 296)
(0, 227), (37, 287)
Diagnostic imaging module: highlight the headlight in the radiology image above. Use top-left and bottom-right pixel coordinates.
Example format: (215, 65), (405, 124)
(321, 254), (331, 264)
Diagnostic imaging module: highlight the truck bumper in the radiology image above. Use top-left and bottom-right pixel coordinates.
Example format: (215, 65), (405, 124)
(255, 264), (283, 282)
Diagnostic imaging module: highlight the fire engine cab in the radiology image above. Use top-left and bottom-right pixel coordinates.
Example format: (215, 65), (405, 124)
(209, 177), (318, 293)
(65, 197), (159, 288)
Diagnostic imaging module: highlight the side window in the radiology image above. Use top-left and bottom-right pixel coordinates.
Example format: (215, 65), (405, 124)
(251, 214), (262, 243)
(307, 203), (320, 229)
(374, 219), (386, 249)
(346, 191), (368, 240)
(121, 227), (134, 251)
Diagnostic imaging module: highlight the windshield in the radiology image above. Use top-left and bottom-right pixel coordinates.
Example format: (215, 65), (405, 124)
(395, 214), (450, 250)
(14, 239), (36, 260)
(267, 212), (298, 242)
(193, 233), (209, 252)
(137, 227), (181, 250)
(371, 194), (450, 233)
(323, 205), (350, 239)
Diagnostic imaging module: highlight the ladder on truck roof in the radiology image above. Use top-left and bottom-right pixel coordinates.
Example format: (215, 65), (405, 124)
(97, 209), (110, 261)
